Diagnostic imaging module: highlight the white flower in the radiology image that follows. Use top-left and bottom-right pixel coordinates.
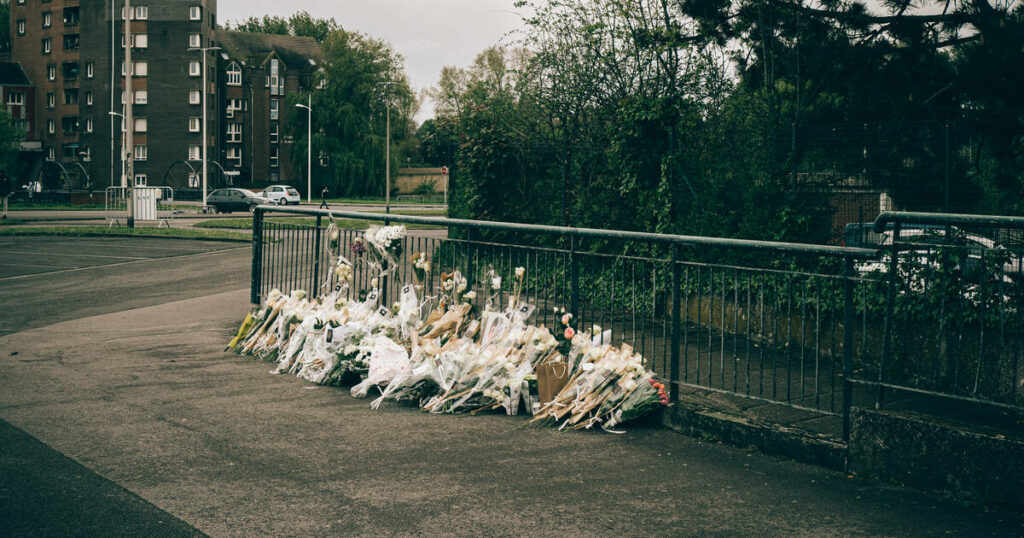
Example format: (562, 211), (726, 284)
(456, 280), (467, 293)
(515, 267), (525, 279)
(442, 279), (454, 291)
(463, 291), (477, 301)
(370, 278), (379, 289)
(491, 277), (502, 290)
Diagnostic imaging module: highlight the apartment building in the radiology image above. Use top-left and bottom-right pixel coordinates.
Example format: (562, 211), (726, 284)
(10, 0), (218, 189)
(216, 30), (321, 186)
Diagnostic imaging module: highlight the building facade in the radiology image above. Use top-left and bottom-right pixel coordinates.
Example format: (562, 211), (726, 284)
(216, 31), (321, 188)
(10, 0), (218, 190)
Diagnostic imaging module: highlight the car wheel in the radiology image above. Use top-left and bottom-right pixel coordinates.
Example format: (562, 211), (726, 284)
(277, 198), (287, 205)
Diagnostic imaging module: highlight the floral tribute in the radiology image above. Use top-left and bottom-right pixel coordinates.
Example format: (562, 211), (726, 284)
(227, 226), (668, 432)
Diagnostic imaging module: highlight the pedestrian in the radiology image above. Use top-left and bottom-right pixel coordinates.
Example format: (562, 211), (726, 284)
(319, 186), (329, 209)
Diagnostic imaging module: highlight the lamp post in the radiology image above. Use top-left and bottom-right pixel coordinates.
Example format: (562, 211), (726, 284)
(377, 81), (398, 217)
(188, 45), (221, 212)
(108, 110), (133, 226)
(295, 95), (312, 204)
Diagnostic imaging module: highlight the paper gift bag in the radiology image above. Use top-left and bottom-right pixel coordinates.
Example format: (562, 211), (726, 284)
(536, 362), (570, 405)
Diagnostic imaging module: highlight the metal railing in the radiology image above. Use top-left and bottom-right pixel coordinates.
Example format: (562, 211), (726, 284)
(249, 206), (1024, 441)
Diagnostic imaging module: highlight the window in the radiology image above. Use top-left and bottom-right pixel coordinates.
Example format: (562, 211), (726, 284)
(270, 146), (279, 167)
(47, 119), (55, 134)
(134, 90), (148, 104)
(269, 99), (279, 120)
(134, 174), (147, 186)
(81, 146), (91, 161)
(226, 62), (242, 86)
(85, 62), (94, 78)
(188, 117), (201, 132)
(42, 11), (51, 28)
(85, 117), (93, 133)
(134, 34), (148, 49)
(189, 61), (201, 77)
(63, 6), (79, 26)
(62, 143), (80, 159)
(188, 173), (199, 188)
(62, 89), (77, 105)
(189, 90), (201, 104)
(46, 92), (55, 108)
(17, 0), (24, 5)
(13, 118), (28, 132)
(189, 6), (201, 20)
(226, 123), (241, 142)
(134, 118), (147, 133)
(63, 34), (78, 50)
(133, 61), (148, 77)
(6, 92), (25, 105)
(46, 64), (56, 81)
(227, 147), (241, 160)
(48, 147), (55, 160)
(16, 19), (25, 35)
(189, 33), (201, 48)
(269, 123), (279, 143)
(42, 38), (51, 54)
(84, 90), (93, 106)
(135, 6), (148, 20)
(61, 116), (78, 134)
(61, 61), (78, 79)
(134, 145), (147, 161)
(188, 145), (200, 160)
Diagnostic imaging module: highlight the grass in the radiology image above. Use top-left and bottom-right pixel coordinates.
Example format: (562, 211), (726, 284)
(194, 216), (444, 231)
(0, 225), (251, 241)
(0, 218), (28, 226)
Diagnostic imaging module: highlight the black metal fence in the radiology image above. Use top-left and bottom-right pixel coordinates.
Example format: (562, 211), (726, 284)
(249, 207), (1024, 441)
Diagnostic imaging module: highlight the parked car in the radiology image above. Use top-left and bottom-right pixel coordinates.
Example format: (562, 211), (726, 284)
(207, 188), (273, 214)
(261, 185), (301, 205)
(856, 227), (1022, 282)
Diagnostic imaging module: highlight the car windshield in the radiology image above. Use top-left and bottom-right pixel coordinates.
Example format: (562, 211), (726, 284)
(287, 188), (299, 196)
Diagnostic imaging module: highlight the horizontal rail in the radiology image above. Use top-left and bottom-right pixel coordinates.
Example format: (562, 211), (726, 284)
(873, 211), (1024, 233)
(255, 205), (879, 259)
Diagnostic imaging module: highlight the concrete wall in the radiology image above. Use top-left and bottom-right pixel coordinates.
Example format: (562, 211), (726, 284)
(395, 167), (446, 195)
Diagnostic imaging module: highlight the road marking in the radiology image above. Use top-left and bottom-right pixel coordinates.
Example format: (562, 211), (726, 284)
(0, 250), (150, 261)
(0, 262), (68, 269)
(0, 246), (250, 282)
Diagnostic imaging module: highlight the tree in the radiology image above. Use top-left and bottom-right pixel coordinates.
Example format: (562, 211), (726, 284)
(287, 30), (417, 197)
(226, 10), (339, 42)
(0, 0), (10, 53)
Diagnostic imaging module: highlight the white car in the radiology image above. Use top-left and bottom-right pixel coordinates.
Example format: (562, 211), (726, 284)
(261, 185), (301, 205)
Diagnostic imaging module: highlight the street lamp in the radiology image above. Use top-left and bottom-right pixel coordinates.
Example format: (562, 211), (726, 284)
(188, 45), (221, 212)
(108, 110), (133, 227)
(377, 81), (399, 217)
(295, 95), (312, 204)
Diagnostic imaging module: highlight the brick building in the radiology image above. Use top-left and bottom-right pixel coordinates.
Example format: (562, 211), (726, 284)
(216, 31), (321, 187)
(10, 0), (218, 190)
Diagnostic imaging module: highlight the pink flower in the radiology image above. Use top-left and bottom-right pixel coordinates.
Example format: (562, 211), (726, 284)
(561, 313), (571, 325)
(564, 327), (575, 340)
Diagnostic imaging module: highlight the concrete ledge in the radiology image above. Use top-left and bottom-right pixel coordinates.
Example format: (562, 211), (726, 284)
(849, 407), (1024, 510)
(663, 401), (847, 471)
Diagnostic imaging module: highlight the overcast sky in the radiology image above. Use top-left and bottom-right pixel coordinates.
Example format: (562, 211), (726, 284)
(218, 0), (524, 124)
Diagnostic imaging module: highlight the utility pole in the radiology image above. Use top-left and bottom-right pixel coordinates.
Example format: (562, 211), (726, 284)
(377, 81), (398, 218)
(124, 0), (134, 227)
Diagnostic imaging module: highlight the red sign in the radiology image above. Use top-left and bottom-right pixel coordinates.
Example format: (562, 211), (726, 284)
(440, 166), (449, 176)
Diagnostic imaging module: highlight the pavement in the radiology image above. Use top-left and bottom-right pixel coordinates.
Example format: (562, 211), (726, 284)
(2, 236), (1024, 536)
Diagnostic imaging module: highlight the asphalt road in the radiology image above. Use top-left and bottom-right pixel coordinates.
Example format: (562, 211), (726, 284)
(2, 236), (1024, 536)
(0, 236), (251, 336)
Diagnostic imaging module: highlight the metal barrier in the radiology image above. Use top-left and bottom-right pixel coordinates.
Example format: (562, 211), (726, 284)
(248, 207), (1024, 439)
(860, 211), (1024, 412)
(105, 186), (175, 227)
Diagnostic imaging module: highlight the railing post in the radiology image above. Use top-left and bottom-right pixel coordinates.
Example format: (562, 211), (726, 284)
(670, 245), (682, 402)
(312, 214), (323, 299)
(842, 254), (855, 442)
(250, 206), (264, 305)
(569, 234), (579, 317)
(878, 221), (901, 407)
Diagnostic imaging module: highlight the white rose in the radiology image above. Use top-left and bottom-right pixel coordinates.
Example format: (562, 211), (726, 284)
(515, 267), (525, 279)
(463, 291), (477, 301)
(491, 277), (502, 290)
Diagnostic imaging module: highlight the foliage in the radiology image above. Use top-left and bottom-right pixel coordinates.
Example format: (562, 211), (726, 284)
(0, 108), (24, 179)
(225, 10), (339, 42)
(287, 30), (418, 198)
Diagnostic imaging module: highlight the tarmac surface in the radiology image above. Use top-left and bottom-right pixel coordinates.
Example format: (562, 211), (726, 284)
(2, 235), (1024, 536)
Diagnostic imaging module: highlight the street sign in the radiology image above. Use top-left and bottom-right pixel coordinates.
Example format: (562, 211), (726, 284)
(440, 166), (449, 176)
